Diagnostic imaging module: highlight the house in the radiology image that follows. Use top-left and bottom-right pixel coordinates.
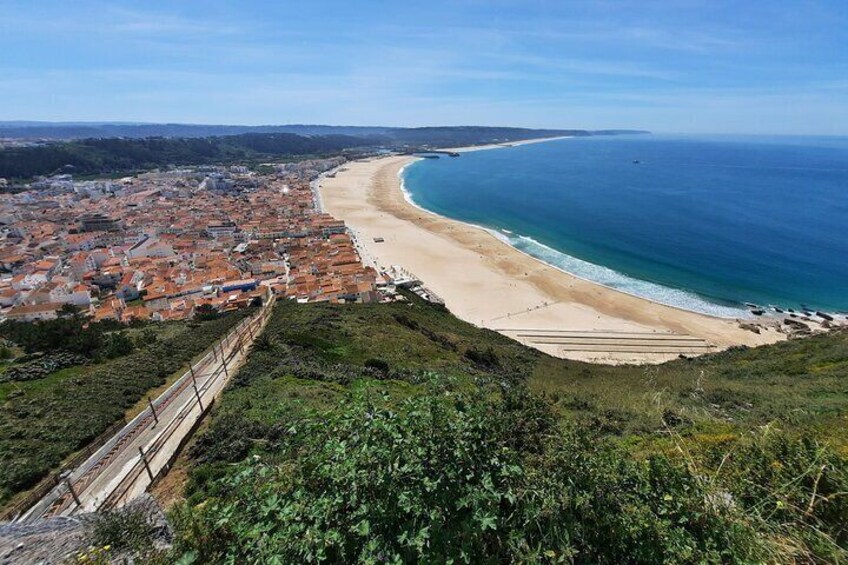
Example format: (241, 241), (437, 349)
(127, 235), (175, 259)
(220, 279), (258, 293)
(0, 287), (20, 308)
(12, 272), (49, 291)
(115, 270), (142, 301)
(205, 221), (238, 239)
(6, 302), (63, 322)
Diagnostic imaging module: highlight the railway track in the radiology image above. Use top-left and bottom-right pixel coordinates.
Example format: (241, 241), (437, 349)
(17, 296), (274, 521)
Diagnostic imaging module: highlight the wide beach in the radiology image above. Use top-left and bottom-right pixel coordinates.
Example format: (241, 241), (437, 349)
(319, 149), (785, 363)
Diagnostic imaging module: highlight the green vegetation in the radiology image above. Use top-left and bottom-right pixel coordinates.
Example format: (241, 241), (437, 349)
(174, 385), (846, 563)
(0, 311), (141, 359)
(89, 505), (160, 555)
(0, 134), (369, 180)
(1, 126), (591, 181)
(164, 296), (848, 563)
(0, 309), (252, 506)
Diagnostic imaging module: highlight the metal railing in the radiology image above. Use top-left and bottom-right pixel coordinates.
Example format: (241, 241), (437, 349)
(15, 292), (275, 521)
(97, 295), (276, 511)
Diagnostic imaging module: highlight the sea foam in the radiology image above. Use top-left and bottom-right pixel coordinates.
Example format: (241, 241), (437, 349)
(498, 231), (751, 319)
(399, 162), (750, 319)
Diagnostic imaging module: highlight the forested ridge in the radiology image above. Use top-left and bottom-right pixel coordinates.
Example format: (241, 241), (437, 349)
(0, 126), (620, 180)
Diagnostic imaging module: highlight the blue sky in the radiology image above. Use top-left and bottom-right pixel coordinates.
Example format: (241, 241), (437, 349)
(1, 1), (847, 134)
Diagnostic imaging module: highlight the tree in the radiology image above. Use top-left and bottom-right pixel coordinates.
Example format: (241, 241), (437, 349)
(101, 332), (135, 359)
(194, 304), (219, 321)
(58, 303), (82, 318)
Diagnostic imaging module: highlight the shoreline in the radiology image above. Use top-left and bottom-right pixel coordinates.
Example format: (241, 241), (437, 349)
(396, 159), (756, 320)
(320, 148), (792, 364)
(443, 135), (575, 153)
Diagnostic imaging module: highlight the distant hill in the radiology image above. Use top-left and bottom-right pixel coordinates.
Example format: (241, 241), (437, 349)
(0, 126), (647, 181)
(0, 122), (394, 140)
(0, 121), (649, 142)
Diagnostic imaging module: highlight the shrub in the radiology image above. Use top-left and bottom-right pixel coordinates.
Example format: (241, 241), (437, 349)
(100, 331), (135, 360)
(0, 352), (88, 383)
(89, 506), (157, 553)
(170, 385), (779, 563)
(704, 430), (848, 560)
(464, 346), (500, 368)
(251, 333), (275, 352)
(363, 358), (389, 373)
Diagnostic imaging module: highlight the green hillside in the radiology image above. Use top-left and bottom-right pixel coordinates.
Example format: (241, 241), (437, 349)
(0, 127), (591, 181)
(166, 295), (847, 563)
(0, 310), (252, 509)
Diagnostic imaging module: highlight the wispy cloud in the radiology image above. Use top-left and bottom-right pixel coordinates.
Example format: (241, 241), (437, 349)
(106, 5), (245, 36)
(0, 0), (846, 133)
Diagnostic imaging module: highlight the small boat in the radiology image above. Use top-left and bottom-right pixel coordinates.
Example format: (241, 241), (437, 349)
(632, 159), (641, 164)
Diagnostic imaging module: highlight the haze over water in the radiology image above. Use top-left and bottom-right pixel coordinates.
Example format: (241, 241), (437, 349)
(402, 135), (848, 317)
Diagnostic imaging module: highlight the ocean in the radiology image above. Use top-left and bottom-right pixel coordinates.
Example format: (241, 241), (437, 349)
(401, 135), (848, 317)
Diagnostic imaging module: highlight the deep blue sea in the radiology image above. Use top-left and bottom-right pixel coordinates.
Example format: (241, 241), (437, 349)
(402, 135), (848, 317)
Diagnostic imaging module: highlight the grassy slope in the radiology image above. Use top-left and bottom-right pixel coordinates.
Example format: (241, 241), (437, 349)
(193, 295), (848, 462)
(168, 296), (848, 562)
(0, 310), (251, 508)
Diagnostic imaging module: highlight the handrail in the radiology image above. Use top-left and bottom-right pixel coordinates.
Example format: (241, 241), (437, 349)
(16, 292), (274, 522)
(99, 300), (273, 509)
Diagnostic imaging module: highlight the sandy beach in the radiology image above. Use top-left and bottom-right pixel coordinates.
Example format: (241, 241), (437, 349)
(319, 152), (785, 364)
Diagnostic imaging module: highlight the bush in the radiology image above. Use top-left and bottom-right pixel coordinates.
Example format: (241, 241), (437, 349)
(0, 352), (88, 383)
(89, 506), (157, 553)
(100, 331), (135, 360)
(194, 304), (219, 321)
(363, 358), (389, 373)
(704, 430), (848, 560)
(251, 333), (275, 352)
(464, 346), (500, 368)
(0, 316), (142, 361)
(170, 385), (785, 563)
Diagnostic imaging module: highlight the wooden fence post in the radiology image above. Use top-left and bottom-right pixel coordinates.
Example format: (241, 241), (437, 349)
(148, 397), (159, 426)
(192, 382), (204, 411)
(139, 446), (154, 482)
(64, 478), (81, 507)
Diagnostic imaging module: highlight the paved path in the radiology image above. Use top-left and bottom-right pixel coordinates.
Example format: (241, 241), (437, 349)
(19, 297), (274, 521)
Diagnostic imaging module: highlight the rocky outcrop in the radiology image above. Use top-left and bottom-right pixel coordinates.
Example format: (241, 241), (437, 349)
(0, 494), (170, 564)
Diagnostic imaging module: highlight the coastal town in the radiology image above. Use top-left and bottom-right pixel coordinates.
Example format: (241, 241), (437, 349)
(0, 158), (407, 324)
